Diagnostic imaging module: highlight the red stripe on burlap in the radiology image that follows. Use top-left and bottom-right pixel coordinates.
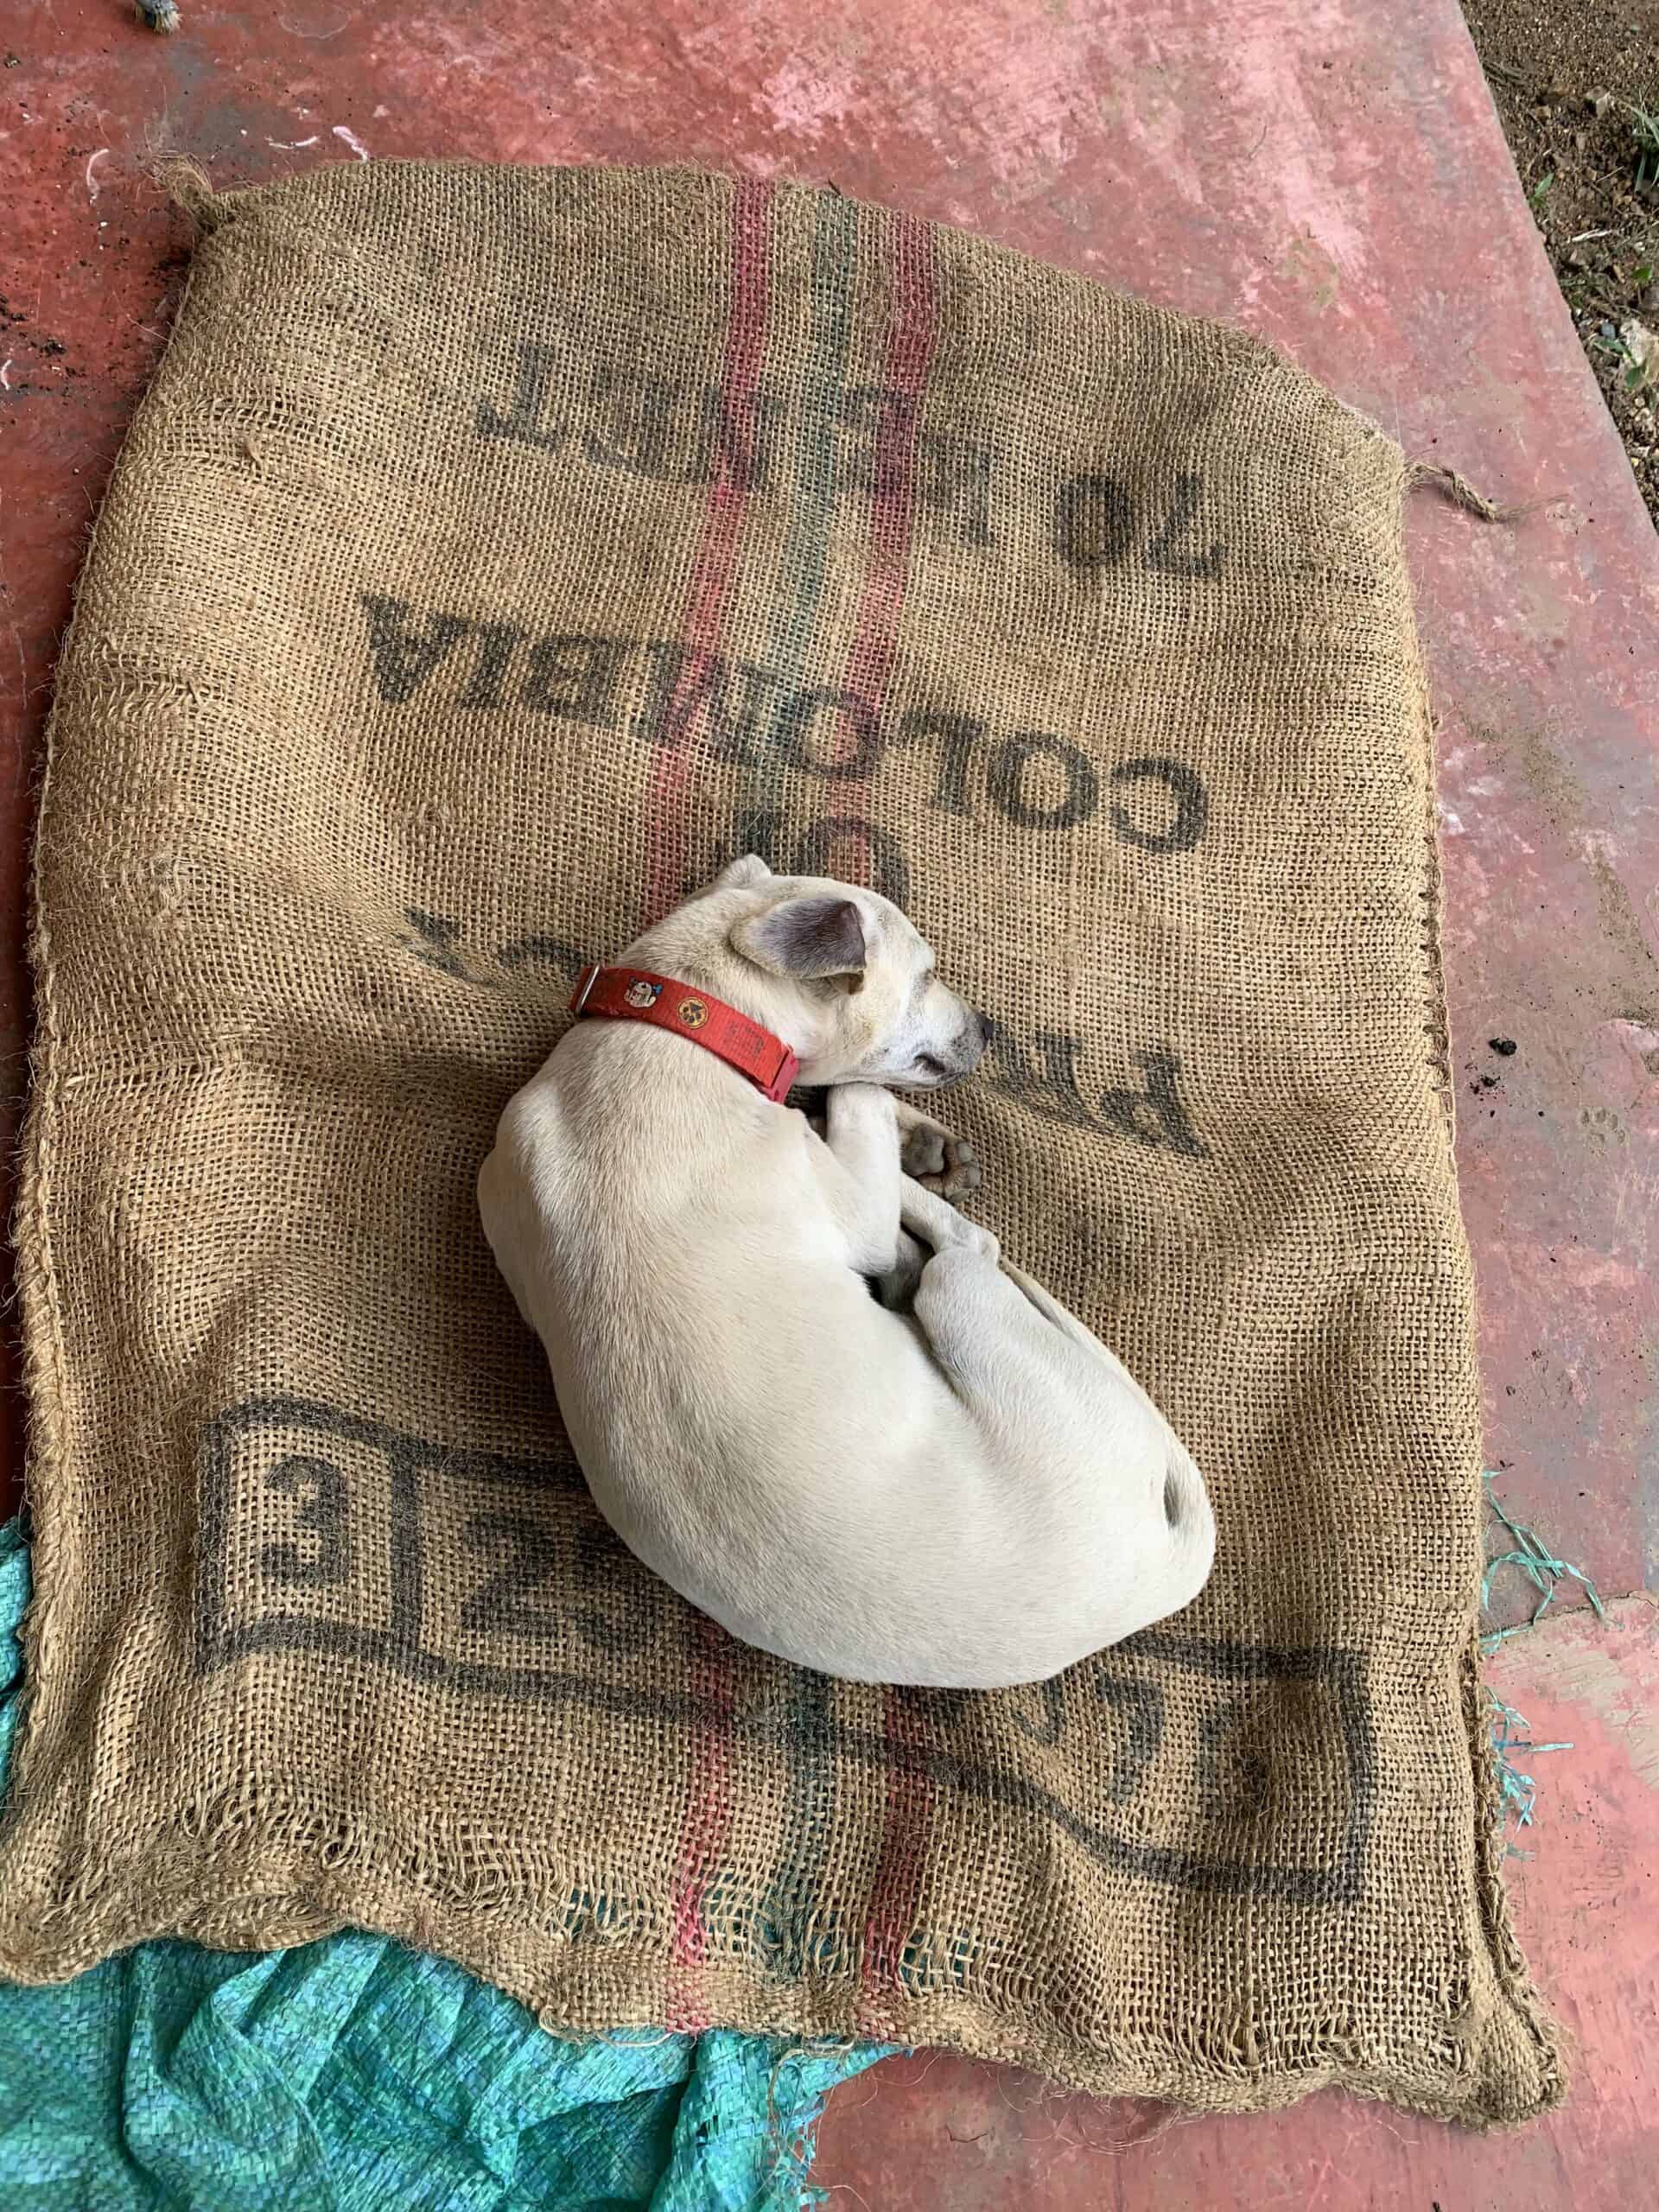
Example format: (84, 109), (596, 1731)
(860, 1688), (937, 2023)
(642, 175), (775, 926)
(658, 177), (774, 2027)
(665, 1611), (741, 2030)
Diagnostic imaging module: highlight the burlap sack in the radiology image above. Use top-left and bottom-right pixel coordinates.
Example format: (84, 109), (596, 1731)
(1, 162), (1559, 2124)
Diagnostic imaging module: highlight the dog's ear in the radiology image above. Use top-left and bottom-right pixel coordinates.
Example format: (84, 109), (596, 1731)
(711, 853), (772, 891)
(732, 895), (867, 979)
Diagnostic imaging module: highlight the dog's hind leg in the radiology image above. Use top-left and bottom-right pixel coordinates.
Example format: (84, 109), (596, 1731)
(897, 1173), (998, 1261)
(899, 1174), (1126, 1389)
(875, 1230), (929, 1312)
(899, 1176), (1208, 1553)
(899, 1176), (1116, 1363)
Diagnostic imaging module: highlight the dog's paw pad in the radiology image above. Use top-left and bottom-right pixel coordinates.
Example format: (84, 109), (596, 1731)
(915, 1137), (982, 1207)
(943, 1139), (982, 1195)
(900, 1126), (948, 1179)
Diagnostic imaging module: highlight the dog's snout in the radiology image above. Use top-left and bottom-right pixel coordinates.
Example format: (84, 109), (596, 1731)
(956, 1008), (991, 1071)
(946, 1013), (986, 1084)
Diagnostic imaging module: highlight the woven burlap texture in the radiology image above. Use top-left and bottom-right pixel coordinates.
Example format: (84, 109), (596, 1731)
(0, 162), (1560, 2126)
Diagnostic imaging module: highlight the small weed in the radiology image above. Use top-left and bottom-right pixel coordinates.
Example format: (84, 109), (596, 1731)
(1529, 169), (1556, 211)
(1630, 103), (1659, 192)
(1589, 314), (1657, 396)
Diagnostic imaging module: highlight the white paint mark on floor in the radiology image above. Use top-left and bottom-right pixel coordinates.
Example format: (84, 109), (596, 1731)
(332, 124), (371, 162)
(86, 147), (110, 202)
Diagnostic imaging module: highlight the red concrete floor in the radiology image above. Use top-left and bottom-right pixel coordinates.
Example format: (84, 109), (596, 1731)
(1, 0), (1655, 2202)
(817, 1598), (1659, 2209)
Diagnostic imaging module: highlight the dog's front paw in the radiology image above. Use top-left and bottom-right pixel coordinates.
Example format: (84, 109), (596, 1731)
(900, 1119), (982, 1205)
(929, 1134), (983, 1204)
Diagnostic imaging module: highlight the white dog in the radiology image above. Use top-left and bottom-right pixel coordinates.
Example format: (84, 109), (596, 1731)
(478, 857), (1213, 1688)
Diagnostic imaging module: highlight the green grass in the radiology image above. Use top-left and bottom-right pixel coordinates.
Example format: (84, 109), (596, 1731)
(1630, 102), (1659, 193)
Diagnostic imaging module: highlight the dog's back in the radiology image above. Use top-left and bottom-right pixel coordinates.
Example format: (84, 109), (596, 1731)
(481, 1022), (1213, 1688)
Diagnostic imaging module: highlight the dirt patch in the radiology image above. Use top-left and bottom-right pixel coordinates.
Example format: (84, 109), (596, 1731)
(1461, 1), (1659, 528)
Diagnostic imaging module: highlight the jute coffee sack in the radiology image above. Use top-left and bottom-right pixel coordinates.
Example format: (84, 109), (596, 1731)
(0, 162), (1559, 2122)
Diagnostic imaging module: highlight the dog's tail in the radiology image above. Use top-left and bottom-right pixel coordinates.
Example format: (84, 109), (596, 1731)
(1160, 1443), (1216, 1598)
(1161, 1440), (1212, 1536)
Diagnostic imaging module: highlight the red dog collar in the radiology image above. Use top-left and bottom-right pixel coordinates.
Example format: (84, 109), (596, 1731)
(568, 965), (800, 1103)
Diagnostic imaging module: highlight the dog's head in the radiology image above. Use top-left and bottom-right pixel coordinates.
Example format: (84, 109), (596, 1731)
(657, 855), (987, 1090)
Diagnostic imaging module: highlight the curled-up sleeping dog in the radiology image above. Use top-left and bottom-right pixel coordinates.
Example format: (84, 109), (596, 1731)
(479, 856), (1214, 1688)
